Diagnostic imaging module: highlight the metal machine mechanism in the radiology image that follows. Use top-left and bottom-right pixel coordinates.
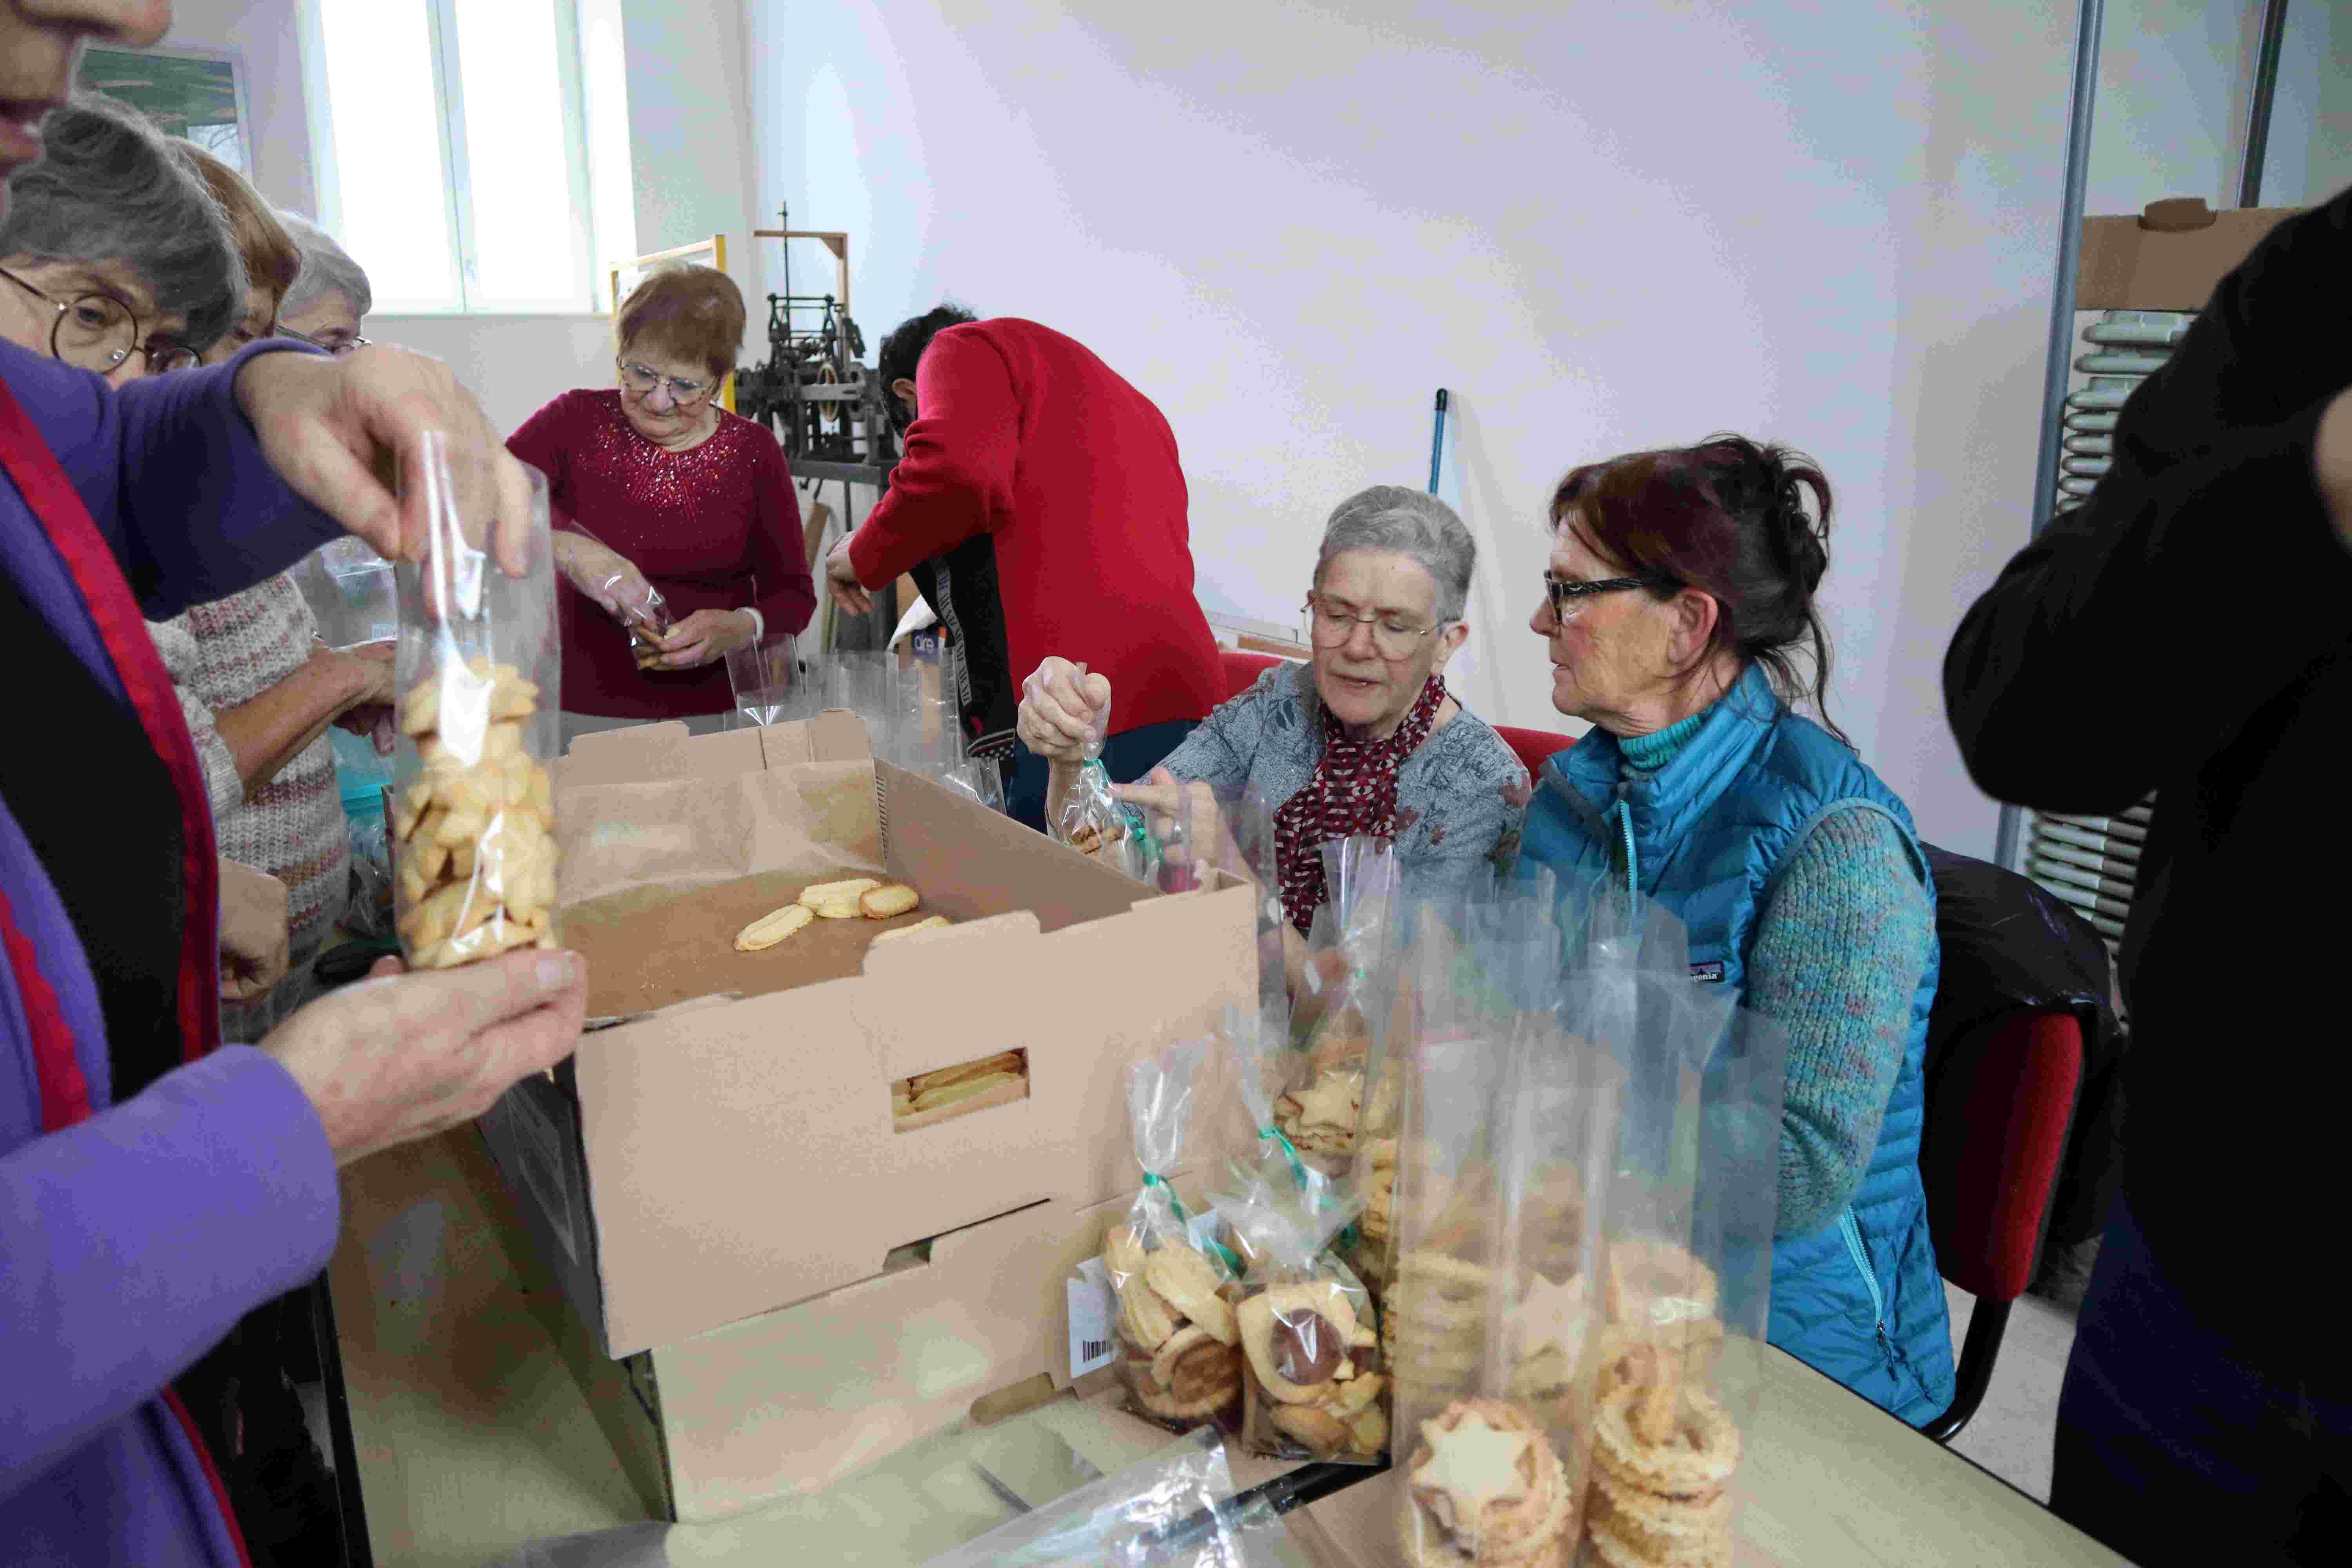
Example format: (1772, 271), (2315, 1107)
(735, 209), (900, 485)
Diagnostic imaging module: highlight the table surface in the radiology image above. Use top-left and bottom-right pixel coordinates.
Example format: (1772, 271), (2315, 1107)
(329, 1131), (2132, 1567)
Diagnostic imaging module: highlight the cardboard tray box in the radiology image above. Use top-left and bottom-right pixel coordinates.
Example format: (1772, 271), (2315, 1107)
(476, 716), (1254, 1510)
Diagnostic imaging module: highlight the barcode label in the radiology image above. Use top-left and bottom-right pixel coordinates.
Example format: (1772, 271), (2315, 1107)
(1067, 1256), (1117, 1377)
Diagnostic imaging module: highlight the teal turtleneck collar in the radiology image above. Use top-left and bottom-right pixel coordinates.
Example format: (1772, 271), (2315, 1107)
(1618, 706), (1711, 776)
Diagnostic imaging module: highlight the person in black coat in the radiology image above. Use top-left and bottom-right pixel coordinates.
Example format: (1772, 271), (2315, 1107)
(1944, 188), (2352, 1566)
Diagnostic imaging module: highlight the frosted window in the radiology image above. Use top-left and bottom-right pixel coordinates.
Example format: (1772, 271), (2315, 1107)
(313, 0), (458, 309)
(451, 0), (587, 309)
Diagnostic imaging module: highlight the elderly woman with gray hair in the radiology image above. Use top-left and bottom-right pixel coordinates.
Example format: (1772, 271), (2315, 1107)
(1019, 485), (1527, 934)
(274, 210), (371, 356)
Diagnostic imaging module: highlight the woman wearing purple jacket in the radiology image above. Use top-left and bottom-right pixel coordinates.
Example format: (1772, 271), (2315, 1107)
(2, 7), (588, 1565)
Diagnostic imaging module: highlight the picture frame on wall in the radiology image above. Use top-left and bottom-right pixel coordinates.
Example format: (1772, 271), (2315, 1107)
(76, 45), (253, 176)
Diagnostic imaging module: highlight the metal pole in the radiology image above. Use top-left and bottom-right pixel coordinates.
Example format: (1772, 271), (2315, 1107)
(1428, 388), (1449, 494)
(1993, 0), (2106, 874)
(2238, 0), (2289, 208)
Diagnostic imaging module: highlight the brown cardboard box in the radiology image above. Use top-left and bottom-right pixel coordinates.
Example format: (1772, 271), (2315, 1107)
(2075, 201), (2303, 311)
(476, 715), (1254, 1515)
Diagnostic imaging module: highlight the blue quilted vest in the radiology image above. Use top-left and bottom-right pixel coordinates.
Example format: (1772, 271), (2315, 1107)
(1520, 668), (1955, 1424)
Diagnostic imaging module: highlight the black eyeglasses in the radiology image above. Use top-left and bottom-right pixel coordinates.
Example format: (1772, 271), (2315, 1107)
(0, 264), (198, 375)
(1541, 573), (1670, 619)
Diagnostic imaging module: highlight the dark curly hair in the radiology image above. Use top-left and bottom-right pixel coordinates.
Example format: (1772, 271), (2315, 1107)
(1551, 434), (1845, 746)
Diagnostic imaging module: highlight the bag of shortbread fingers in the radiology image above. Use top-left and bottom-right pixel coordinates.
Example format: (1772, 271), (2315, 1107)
(1101, 1038), (1247, 1434)
(390, 434), (563, 970)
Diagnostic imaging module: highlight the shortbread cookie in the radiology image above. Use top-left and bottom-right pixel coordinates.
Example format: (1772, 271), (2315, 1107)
(1400, 1399), (1577, 1567)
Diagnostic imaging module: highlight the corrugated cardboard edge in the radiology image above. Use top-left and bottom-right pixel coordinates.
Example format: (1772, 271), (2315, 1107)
(2076, 205), (2303, 311)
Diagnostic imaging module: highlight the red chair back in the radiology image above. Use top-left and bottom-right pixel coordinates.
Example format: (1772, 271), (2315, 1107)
(1919, 1010), (2084, 1303)
(1493, 724), (1576, 777)
(1220, 649), (1287, 700)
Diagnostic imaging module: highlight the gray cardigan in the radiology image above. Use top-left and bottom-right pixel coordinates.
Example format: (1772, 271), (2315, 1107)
(1156, 663), (1530, 886)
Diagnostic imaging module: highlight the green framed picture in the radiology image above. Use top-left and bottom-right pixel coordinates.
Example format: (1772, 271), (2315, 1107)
(76, 45), (251, 174)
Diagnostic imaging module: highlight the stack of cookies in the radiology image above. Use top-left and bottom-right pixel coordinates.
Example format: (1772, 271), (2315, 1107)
(1399, 1398), (1579, 1567)
(1102, 1225), (1243, 1429)
(1236, 1280), (1388, 1459)
(1584, 1365), (1741, 1568)
(393, 658), (560, 969)
(1272, 1065), (1362, 1177)
(1348, 1134), (1400, 1293)
(1387, 1250), (1494, 1412)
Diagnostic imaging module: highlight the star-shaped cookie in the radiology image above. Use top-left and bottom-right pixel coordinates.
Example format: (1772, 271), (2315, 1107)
(1289, 1068), (1361, 1132)
(1411, 1410), (1532, 1532)
(1509, 1271), (1590, 1361)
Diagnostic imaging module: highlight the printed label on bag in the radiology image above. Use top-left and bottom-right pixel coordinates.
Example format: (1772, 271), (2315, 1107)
(1068, 1255), (1117, 1377)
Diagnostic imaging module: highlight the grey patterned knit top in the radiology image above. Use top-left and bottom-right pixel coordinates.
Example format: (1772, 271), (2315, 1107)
(1156, 662), (1530, 887)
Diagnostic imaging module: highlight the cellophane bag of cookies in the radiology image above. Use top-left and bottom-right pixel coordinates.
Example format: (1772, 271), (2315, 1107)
(1210, 1169), (1385, 1466)
(1570, 895), (1778, 1568)
(1274, 837), (1402, 1179)
(1582, 1000), (1789, 1568)
(391, 435), (562, 971)
(1050, 670), (1160, 880)
(1100, 1038), (1247, 1434)
(1387, 884), (1626, 1568)
(1347, 864), (1556, 1306)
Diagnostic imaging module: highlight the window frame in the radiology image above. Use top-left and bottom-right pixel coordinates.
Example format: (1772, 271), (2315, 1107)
(298, 0), (603, 316)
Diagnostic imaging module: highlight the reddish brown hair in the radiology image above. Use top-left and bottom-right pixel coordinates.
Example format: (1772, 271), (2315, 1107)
(1552, 434), (1844, 744)
(615, 265), (746, 382)
(180, 143), (301, 309)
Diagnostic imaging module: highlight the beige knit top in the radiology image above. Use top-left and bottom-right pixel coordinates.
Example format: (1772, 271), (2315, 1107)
(149, 572), (350, 965)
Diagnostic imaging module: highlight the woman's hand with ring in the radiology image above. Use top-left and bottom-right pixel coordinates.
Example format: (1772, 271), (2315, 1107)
(657, 609), (757, 669)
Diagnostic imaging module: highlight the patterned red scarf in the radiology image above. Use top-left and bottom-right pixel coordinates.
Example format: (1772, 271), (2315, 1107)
(1274, 675), (1448, 934)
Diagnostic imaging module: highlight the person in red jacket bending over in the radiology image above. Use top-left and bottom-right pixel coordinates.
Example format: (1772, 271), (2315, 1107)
(824, 307), (1223, 829)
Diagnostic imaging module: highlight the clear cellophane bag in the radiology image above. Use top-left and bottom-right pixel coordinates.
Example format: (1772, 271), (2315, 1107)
(1386, 876), (1626, 1568)
(1101, 1038), (1247, 1435)
(1276, 837), (1403, 1181)
(1571, 888), (1785, 1567)
(390, 436), (563, 970)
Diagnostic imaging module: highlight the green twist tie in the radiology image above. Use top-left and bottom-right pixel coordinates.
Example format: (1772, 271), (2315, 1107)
(1144, 1171), (1243, 1274)
(1258, 1122), (1313, 1193)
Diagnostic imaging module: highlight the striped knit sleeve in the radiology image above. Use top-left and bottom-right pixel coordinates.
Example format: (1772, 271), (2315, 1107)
(145, 615), (242, 818)
(1746, 806), (1934, 1237)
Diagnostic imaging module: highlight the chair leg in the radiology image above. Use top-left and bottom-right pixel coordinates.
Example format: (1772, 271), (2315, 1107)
(1918, 1297), (2011, 1445)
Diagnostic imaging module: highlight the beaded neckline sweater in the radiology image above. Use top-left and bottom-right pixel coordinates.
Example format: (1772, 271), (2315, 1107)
(1621, 706), (1935, 1236)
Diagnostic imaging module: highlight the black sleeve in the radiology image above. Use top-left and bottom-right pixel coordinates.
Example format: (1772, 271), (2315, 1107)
(1943, 189), (2352, 815)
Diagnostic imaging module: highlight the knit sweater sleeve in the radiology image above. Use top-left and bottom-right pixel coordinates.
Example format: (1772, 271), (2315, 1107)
(145, 614), (241, 818)
(1746, 806), (1934, 1237)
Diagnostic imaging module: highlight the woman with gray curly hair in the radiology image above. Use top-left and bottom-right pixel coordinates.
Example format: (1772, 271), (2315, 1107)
(1020, 485), (1527, 932)
(0, 94), (241, 379)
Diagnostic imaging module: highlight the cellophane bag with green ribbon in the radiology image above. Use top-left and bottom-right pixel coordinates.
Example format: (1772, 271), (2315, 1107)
(1100, 1038), (1245, 1434)
(1210, 1161), (1385, 1465)
(1051, 671), (1159, 879)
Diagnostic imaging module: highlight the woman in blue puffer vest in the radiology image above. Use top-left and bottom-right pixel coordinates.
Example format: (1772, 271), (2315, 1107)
(1518, 435), (1954, 1424)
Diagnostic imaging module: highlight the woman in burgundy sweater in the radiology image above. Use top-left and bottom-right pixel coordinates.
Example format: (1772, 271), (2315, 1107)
(509, 267), (814, 739)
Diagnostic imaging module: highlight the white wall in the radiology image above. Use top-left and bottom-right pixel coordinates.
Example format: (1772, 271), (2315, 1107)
(2266, 0), (2352, 206)
(617, 0), (760, 302)
(366, 314), (613, 436)
(747, 0), (2098, 855)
